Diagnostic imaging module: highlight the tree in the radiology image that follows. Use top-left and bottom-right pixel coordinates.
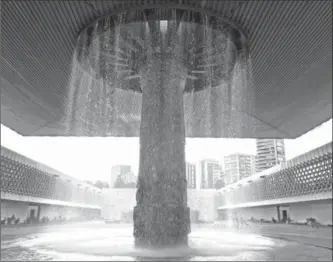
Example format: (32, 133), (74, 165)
(102, 181), (110, 188)
(94, 180), (110, 189)
(114, 176), (136, 188)
(84, 180), (94, 186)
(215, 179), (225, 190)
(114, 176), (126, 188)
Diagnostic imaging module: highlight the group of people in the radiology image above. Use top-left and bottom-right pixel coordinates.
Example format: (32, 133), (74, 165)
(1, 215), (68, 226)
(1, 215), (20, 225)
(231, 213), (249, 229)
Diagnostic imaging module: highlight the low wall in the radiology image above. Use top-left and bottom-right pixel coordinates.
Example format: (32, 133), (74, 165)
(101, 188), (217, 222)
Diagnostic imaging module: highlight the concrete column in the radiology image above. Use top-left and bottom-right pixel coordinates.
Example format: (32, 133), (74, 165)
(277, 205), (281, 222)
(133, 53), (190, 247)
(37, 205), (41, 222)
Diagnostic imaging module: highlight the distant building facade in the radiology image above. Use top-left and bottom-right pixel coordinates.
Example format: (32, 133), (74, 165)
(119, 172), (137, 184)
(186, 162), (196, 189)
(110, 165), (131, 188)
(199, 159), (222, 189)
(224, 154), (256, 185)
(256, 139), (286, 172)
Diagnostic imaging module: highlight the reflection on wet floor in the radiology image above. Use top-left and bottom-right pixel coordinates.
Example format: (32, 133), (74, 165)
(1, 222), (332, 261)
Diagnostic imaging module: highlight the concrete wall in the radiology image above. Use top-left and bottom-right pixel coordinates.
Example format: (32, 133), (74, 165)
(289, 200), (332, 225)
(1, 200), (29, 221)
(219, 199), (332, 225)
(101, 189), (136, 221)
(235, 206), (278, 221)
(1, 191), (101, 210)
(187, 189), (217, 221)
(1, 199), (101, 223)
(39, 205), (90, 220)
(101, 188), (217, 222)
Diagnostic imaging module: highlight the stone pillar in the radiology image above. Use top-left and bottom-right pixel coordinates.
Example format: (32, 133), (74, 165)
(133, 53), (190, 247)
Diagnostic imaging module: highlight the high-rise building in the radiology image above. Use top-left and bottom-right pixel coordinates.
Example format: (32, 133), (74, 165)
(224, 153), (256, 185)
(256, 139), (286, 172)
(185, 162), (196, 189)
(110, 165), (131, 188)
(199, 159), (222, 189)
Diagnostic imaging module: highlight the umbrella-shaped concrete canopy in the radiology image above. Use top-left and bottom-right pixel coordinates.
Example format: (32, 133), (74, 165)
(65, 8), (250, 137)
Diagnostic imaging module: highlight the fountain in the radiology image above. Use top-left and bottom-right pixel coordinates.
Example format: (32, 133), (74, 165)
(65, 8), (249, 248)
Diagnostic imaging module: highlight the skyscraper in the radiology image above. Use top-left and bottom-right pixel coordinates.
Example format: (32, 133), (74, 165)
(185, 162), (196, 189)
(110, 165), (132, 188)
(256, 139), (286, 172)
(199, 159), (222, 189)
(224, 153), (256, 185)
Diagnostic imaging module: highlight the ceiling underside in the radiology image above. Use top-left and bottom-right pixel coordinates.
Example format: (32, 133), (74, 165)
(0, 0), (332, 138)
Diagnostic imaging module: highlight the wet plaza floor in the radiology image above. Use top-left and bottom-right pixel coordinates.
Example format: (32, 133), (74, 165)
(1, 222), (332, 261)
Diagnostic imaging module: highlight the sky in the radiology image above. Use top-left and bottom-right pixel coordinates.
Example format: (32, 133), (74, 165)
(1, 119), (332, 182)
